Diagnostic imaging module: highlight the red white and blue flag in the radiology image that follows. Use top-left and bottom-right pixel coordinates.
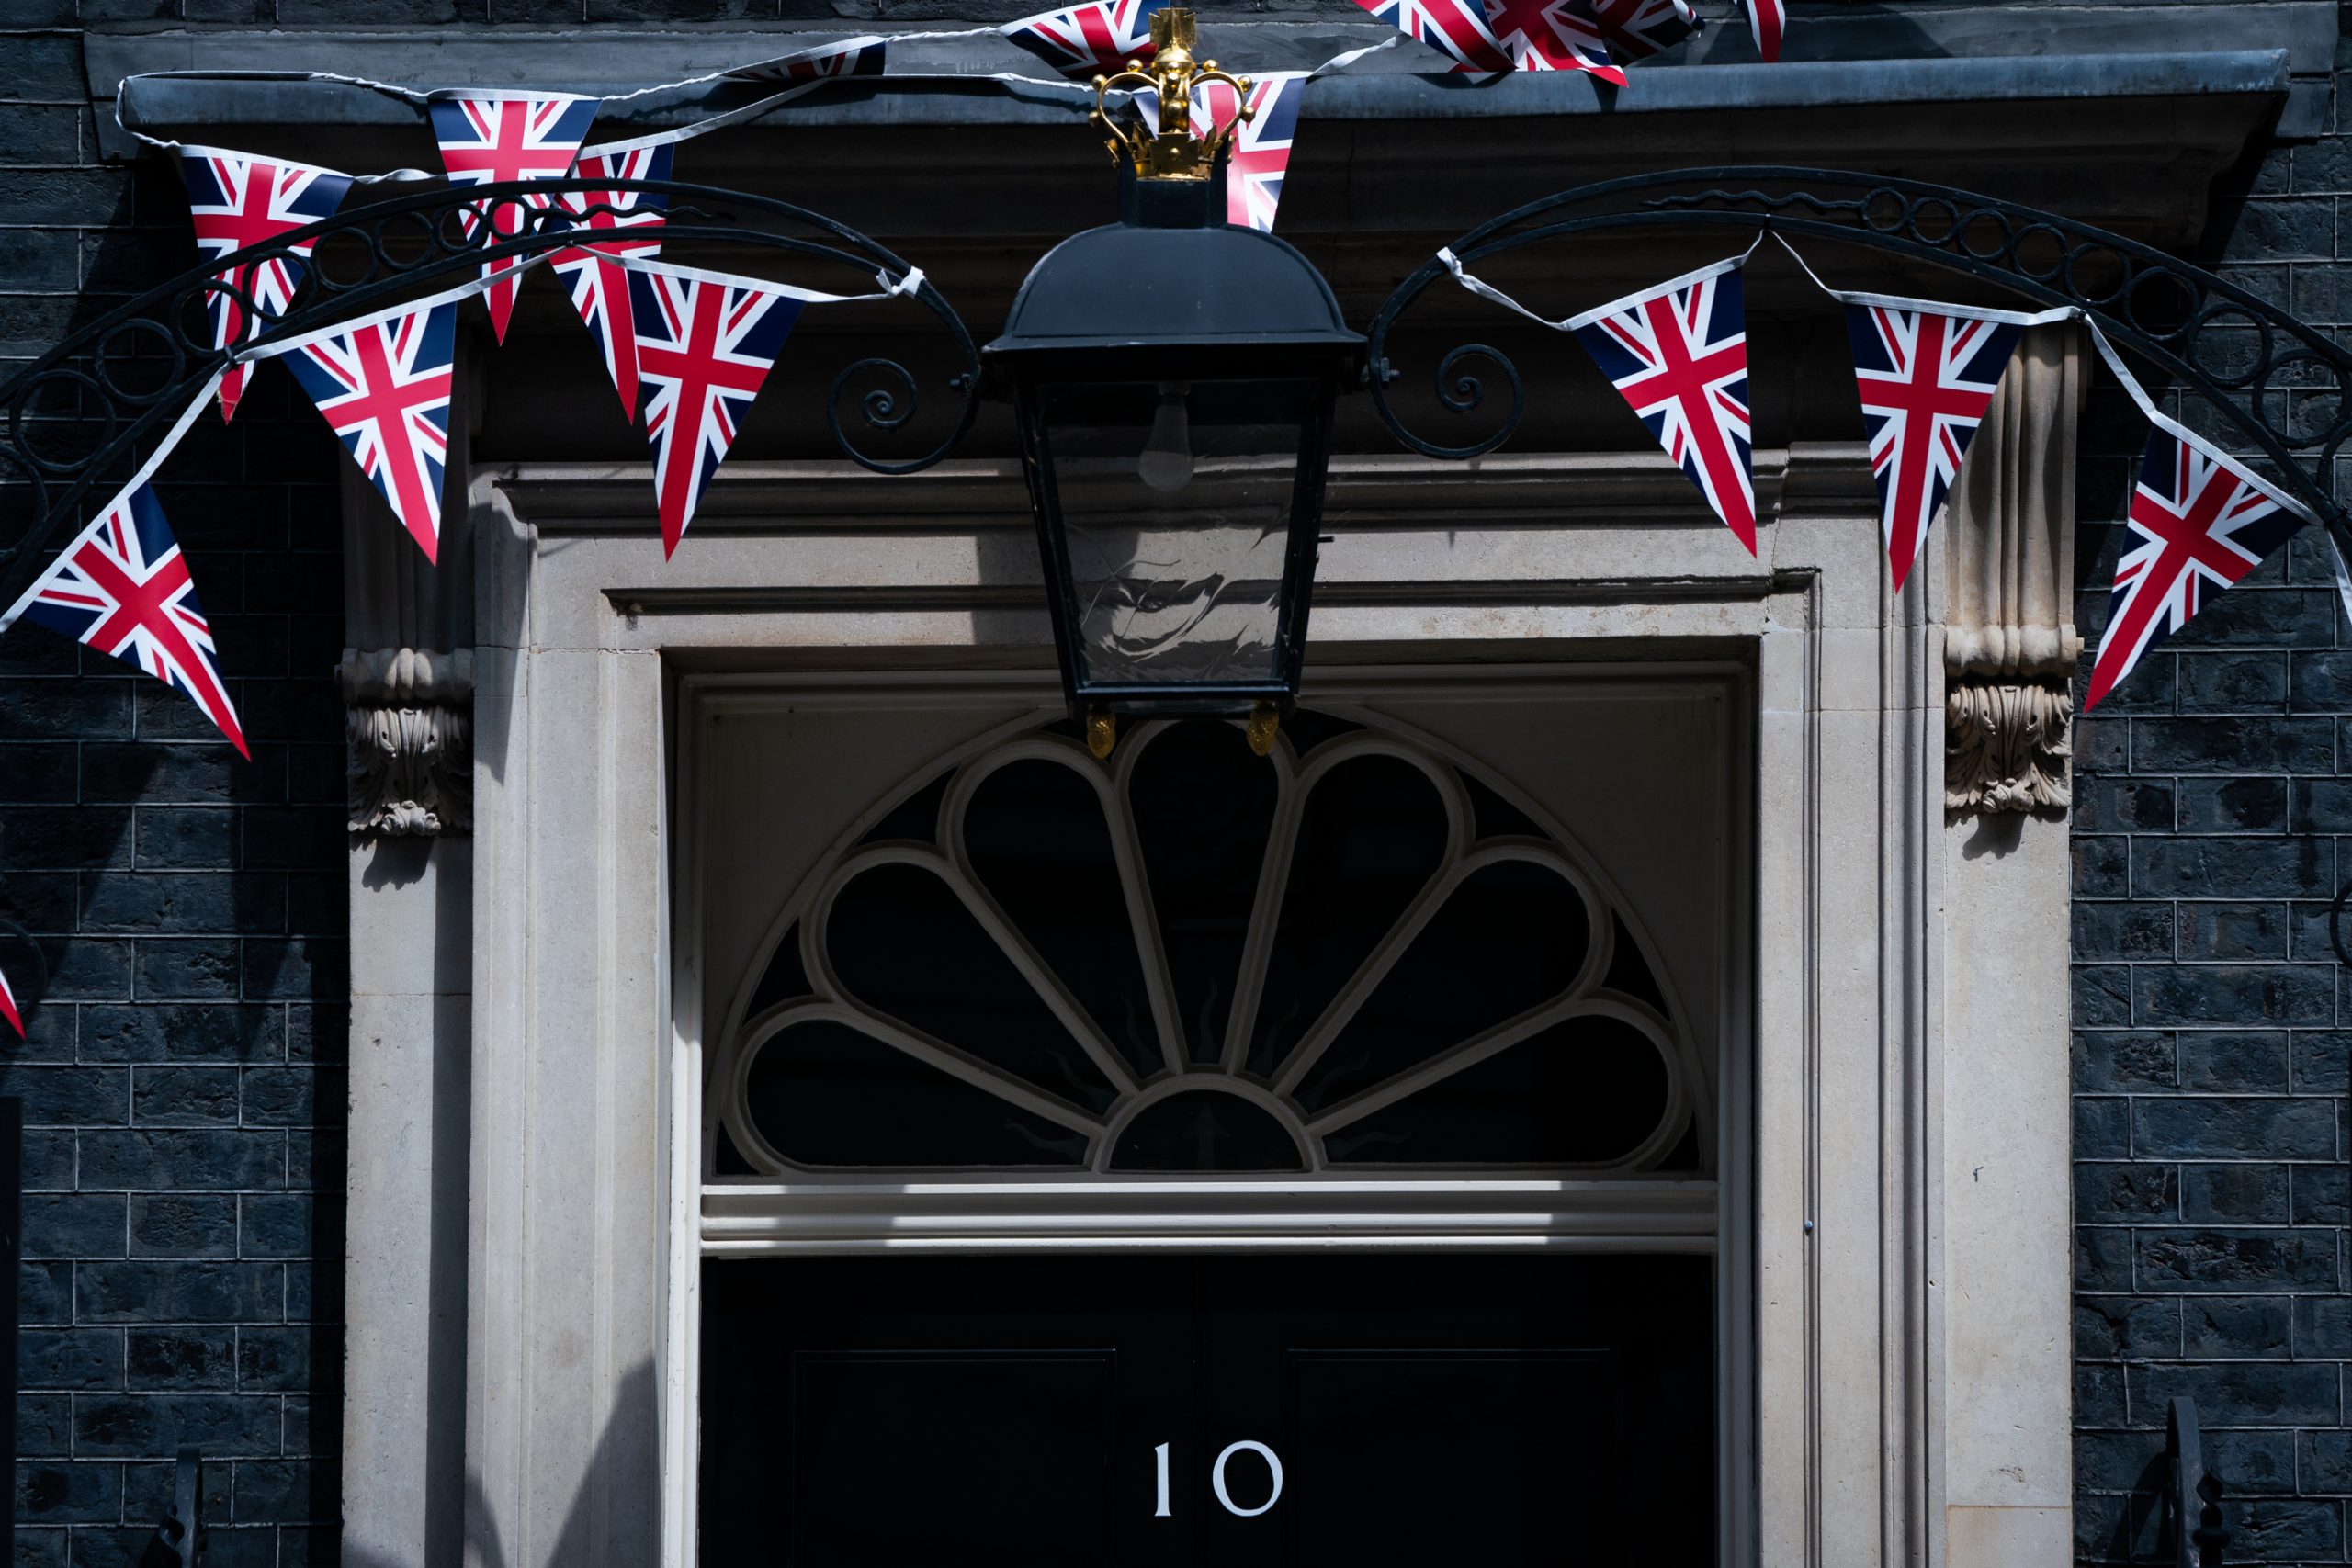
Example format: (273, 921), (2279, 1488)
(1578, 0), (1701, 61)
(1569, 255), (1757, 550)
(1354, 0), (1515, 73)
(0, 962), (18, 1040)
(627, 261), (807, 556)
(554, 141), (675, 417)
(1214, 74), (1305, 232)
(428, 92), (601, 343)
(1843, 299), (2030, 592)
(2084, 418), (2309, 710)
(271, 288), (460, 562)
(1146, 74), (1309, 232)
(2, 383), (249, 758)
(177, 148), (353, 423)
(1481, 0), (1627, 82)
(1001, 0), (1171, 78)
(1741, 0), (1785, 62)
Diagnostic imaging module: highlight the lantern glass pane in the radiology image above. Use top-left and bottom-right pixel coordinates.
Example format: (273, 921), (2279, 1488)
(1039, 378), (1316, 690)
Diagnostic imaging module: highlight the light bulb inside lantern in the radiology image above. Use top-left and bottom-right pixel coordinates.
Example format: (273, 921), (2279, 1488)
(1137, 383), (1193, 493)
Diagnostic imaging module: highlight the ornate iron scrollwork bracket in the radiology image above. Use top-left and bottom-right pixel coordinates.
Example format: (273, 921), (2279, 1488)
(1366, 167), (2352, 545)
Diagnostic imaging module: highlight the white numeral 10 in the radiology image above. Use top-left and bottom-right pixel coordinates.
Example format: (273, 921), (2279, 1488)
(1152, 1439), (1285, 1517)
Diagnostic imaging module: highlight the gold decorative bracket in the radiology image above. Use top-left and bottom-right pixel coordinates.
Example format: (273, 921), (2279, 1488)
(1090, 8), (1252, 182)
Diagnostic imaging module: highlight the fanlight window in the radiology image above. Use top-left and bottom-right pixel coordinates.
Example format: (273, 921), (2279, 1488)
(709, 713), (1709, 1178)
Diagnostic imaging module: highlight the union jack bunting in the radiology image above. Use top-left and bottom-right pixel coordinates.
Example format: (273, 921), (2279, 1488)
(1481, 0), (1627, 82)
(1001, 0), (1171, 78)
(1569, 256), (1757, 550)
(1167, 74), (1307, 232)
(1577, 0), (1701, 62)
(2, 479), (247, 758)
(553, 141), (676, 417)
(1741, 0), (1785, 62)
(0, 962), (18, 1040)
(727, 34), (888, 84)
(274, 290), (459, 562)
(1353, 0), (1514, 73)
(627, 262), (808, 556)
(427, 93), (601, 343)
(178, 149), (353, 423)
(1221, 74), (1304, 232)
(2084, 420), (2310, 711)
(1843, 299), (2029, 592)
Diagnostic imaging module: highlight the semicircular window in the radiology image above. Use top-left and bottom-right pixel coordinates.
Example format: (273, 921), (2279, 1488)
(712, 714), (1710, 1178)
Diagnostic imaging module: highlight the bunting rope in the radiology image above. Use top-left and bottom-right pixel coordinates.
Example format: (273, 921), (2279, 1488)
(1433, 234), (1765, 333)
(229, 250), (926, 370)
(112, 26), (1392, 175)
(2081, 317), (2315, 525)
(0, 371), (227, 638)
(1767, 235), (2077, 328)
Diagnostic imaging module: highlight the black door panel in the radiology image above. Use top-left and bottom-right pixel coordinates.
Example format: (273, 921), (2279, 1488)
(700, 1253), (1713, 1565)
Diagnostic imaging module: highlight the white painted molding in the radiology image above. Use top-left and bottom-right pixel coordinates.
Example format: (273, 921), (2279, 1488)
(701, 1179), (1720, 1253)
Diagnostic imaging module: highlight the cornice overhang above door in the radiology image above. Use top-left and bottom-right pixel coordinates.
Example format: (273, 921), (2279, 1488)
(97, 29), (2291, 274)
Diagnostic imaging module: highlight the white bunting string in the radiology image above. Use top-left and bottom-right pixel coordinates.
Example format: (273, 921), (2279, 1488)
(2083, 318), (2317, 525)
(232, 249), (924, 370)
(115, 20), (1395, 188)
(0, 367), (225, 637)
(1435, 233), (1764, 333)
(1770, 235), (2077, 327)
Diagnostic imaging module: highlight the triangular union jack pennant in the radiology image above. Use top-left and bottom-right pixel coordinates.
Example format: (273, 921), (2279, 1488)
(427, 93), (600, 344)
(1160, 74), (1306, 233)
(1354, 0), (1515, 73)
(1569, 255), (1757, 551)
(1001, 0), (1171, 78)
(2, 384), (248, 758)
(1218, 74), (1304, 233)
(1844, 299), (2030, 592)
(2084, 418), (2310, 711)
(0, 962), (19, 1040)
(178, 148), (353, 423)
(271, 288), (460, 562)
(1740, 0), (1785, 61)
(553, 141), (675, 418)
(1481, 0), (1627, 83)
(1576, 0), (1701, 62)
(627, 262), (807, 557)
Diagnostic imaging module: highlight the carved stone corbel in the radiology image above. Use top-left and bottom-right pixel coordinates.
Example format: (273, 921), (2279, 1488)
(338, 332), (480, 838)
(1943, 321), (2086, 814)
(341, 648), (473, 836)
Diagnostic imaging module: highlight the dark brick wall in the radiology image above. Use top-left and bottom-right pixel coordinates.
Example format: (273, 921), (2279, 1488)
(0, 12), (349, 1566)
(2070, 15), (2352, 1559)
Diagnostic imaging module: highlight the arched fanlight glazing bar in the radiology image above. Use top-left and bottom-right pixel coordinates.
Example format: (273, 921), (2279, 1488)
(0, 176), (982, 604)
(1365, 165), (2351, 545)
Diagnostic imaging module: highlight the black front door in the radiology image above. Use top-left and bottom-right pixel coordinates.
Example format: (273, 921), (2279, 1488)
(700, 1253), (1714, 1565)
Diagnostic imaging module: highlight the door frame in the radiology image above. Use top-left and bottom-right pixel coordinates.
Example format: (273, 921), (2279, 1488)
(667, 662), (1756, 1564)
(460, 448), (2073, 1568)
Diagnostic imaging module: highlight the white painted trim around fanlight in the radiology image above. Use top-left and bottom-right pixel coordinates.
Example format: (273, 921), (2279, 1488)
(700, 1177), (1721, 1253)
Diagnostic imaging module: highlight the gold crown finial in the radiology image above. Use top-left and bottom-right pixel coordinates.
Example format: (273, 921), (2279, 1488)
(1149, 6), (1193, 52)
(1088, 7), (1253, 183)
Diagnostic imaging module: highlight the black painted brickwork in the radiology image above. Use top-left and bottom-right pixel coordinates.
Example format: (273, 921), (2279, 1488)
(0, 11), (350, 1565)
(2071, 14), (2352, 1560)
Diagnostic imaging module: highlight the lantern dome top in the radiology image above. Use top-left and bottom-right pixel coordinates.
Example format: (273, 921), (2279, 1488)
(983, 214), (1364, 373)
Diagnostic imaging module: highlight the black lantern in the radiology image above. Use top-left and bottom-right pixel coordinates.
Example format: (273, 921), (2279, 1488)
(983, 10), (1363, 756)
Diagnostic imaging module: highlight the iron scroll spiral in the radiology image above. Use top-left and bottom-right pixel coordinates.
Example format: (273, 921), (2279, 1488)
(1365, 167), (2352, 547)
(0, 176), (983, 604)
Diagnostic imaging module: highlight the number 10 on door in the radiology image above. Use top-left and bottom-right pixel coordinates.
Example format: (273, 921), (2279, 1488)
(1153, 1440), (1284, 1517)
